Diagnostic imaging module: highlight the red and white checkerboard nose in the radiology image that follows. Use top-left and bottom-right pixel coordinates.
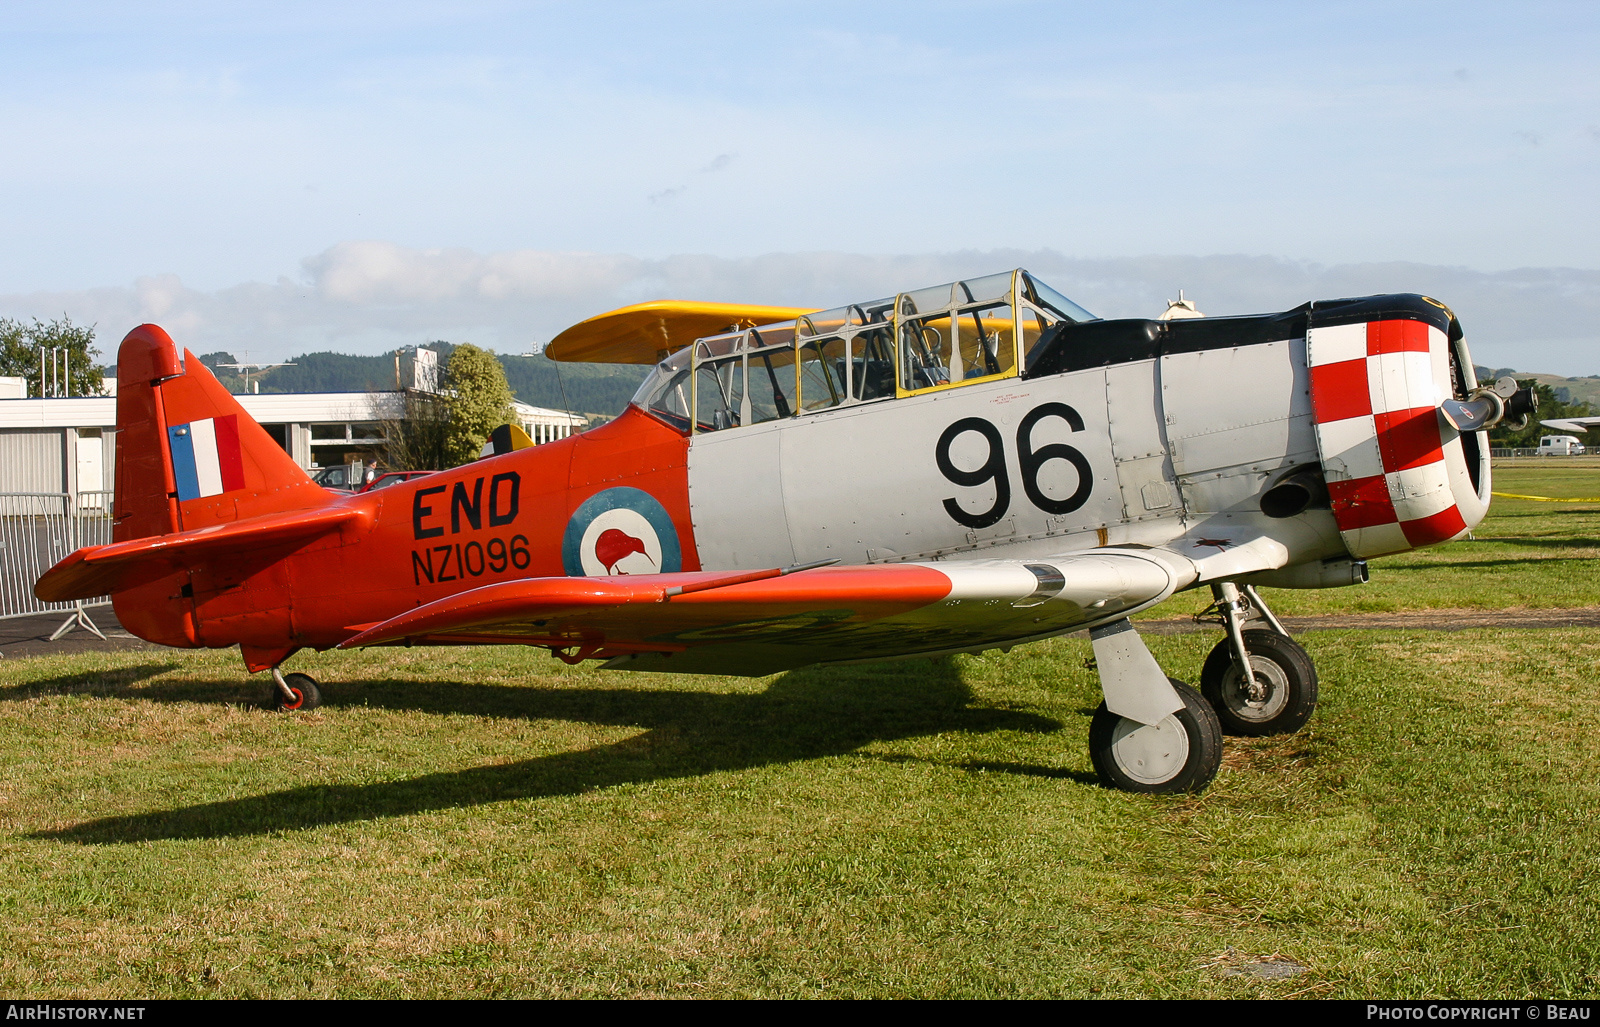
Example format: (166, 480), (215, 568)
(1308, 318), (1489, 558)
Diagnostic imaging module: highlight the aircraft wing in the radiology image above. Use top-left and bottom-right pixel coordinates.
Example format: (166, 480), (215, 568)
(1541, 416), (1600, 433)
(337, 552), (1184, 676)
(1152, 527), (1293, 585)
(35, 504), (367, 602)
(545, 300), (817, 365)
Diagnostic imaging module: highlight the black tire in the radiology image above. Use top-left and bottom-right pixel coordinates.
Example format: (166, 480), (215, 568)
(1200, 630), (1317, 737)
(1089, 678), (1223, 793)
(273, 672), (322, 712)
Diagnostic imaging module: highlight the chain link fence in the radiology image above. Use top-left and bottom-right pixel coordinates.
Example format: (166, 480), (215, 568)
(0, 491), (114, 639)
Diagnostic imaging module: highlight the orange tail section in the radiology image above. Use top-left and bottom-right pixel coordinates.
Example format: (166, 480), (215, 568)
(108, 325), (337, 646)
(114, 324), (329, 540)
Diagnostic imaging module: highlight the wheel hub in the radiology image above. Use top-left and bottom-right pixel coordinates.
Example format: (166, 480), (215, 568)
(1109, 714), (1191, 785)
(1224, 657), (1290, 722)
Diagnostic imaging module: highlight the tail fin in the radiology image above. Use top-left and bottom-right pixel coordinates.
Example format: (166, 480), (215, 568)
(114, 325), (330, 542)
(480, 422), (536, 458)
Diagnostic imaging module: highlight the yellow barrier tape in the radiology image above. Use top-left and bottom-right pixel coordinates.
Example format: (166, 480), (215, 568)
(1492, 492), (1600, 503)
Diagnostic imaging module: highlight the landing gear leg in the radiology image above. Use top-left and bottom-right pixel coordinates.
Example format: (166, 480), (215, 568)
(1199, 582), (1317, 736)
(269, 667), (322, 711)
(1239, 584), (1288, 637)
(1086, 619), (1223, 793)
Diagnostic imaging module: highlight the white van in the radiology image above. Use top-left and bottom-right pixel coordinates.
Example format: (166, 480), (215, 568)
(1537, 435), (1587, 456)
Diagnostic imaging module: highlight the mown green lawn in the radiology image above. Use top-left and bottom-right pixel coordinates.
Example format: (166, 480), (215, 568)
(0, 462), (1596, 998)
(2, 629), (1598, 998)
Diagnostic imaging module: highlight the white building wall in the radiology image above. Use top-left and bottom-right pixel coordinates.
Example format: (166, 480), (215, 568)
(0, 430), (65, 493)
(511, 400), (586, 445)
(0, 390), (584, 490)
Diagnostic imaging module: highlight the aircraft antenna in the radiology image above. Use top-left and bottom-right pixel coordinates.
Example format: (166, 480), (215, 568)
(550, 344), (575, 430)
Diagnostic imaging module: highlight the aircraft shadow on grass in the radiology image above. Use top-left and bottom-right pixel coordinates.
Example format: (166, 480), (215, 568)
(1493, 510), (1600, 523)
(1460, 535), (1600, 550)
(1386, 555), (1600, 572)
(32, 657), (1079, 845)
(0, 662), (183, 698)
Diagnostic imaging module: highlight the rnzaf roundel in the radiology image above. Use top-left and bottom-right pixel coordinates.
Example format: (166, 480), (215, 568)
(561, 486), (683, 576)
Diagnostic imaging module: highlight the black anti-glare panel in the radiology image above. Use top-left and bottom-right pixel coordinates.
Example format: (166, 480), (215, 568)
(1023, 293), (1457, 379)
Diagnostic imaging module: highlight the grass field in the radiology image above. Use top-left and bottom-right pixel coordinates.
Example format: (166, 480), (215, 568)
(1, 463), (1597, 998)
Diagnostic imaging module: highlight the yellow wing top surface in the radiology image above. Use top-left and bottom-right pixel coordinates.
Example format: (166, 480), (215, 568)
(545, 300), (819, 365)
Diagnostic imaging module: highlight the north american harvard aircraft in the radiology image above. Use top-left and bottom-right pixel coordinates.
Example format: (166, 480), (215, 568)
(35, 269), (1535, 793)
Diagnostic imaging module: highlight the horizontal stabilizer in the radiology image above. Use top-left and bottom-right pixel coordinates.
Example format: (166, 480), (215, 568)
(35, 504), (366, 602)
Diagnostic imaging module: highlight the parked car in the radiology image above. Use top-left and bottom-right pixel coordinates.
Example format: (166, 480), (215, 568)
(357, 470), (436, 494)
(1537, 435), (1586, 456)
(309, 465), (357, 492)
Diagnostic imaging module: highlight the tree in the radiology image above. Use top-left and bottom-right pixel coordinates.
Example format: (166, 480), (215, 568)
(441, 343), (515, 467)
(379, 391), (452, 471)
(0, 316), (103, 397)
(196, 352), (248, 394)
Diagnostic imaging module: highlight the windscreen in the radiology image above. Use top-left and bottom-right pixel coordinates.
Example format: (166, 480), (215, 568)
(1023, 274), (1097, 324)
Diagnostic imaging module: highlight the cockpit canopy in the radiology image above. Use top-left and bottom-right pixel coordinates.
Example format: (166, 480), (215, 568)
(632, 269), (1095, 435)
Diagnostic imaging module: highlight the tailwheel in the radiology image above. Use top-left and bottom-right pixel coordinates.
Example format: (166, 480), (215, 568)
(1200, 629), (1317, 736)
(270, 670), (322, 712)
(1089, 678), (1222, 793)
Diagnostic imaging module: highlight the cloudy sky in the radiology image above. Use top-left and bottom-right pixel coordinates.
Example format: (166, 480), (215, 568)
(2, 2), (1596, 372)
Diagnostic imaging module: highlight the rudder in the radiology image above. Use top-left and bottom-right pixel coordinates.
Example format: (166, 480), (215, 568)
(113, 324), (330, 543)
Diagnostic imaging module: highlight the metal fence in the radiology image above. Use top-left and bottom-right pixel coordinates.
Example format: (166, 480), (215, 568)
(1491, 449), (1594, 459)
(0, 490), (114, 639)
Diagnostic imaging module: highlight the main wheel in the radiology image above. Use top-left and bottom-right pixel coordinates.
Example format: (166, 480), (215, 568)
(1200, 630), (1317, 736)
(272, 672), (322, 712)
(1089, 678), (1223, 793)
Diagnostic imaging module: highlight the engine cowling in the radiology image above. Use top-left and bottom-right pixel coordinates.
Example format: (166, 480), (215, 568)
(1304, 295), (1493, 559)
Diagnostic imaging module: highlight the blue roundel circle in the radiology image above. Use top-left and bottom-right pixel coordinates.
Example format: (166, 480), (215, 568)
(561, 487), (683, 577)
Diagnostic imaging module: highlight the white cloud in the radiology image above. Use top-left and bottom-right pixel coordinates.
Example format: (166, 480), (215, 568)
(2, 243), (1596, 375)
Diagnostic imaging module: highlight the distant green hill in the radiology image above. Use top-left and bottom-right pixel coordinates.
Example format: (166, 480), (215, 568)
(194, 345), (647, 419)
(499, 351), (648, 419)
(1476, 366), (1600, 409)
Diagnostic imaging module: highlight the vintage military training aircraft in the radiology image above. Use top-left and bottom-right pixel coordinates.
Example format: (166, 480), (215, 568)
(35, 269), (1534, 793)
